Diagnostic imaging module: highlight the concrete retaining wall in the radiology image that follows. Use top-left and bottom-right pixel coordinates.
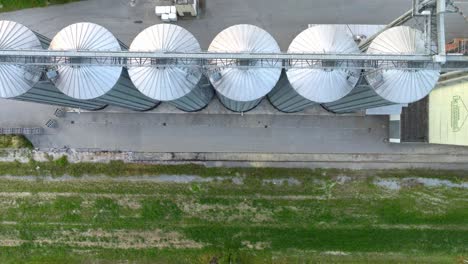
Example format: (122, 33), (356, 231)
(1, 148), (468, 170)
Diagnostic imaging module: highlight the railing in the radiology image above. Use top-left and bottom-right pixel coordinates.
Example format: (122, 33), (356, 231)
(0, 128), (43, 135)
(0, 50), (467, 71)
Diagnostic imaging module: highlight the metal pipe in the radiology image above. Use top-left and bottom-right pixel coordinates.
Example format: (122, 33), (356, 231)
(0, 61), (448, 70)
(424, 10), (433, 54)
(0, 52), (465, 72)
(413, 0), (419, 15)
(437, 75), (468, 86)
(360, 0), (436, 51)
(438, 70), (466, 80)
(436, 0), (447, 62)
(414, 0), (437, 15)
(358, 10), (413, 51)
(0, 50), (446, 61)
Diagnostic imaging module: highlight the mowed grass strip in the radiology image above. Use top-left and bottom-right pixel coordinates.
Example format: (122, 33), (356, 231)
(0, 168), (466, 263)
(0, 135), (33, 149)
(0, 0), (80, 12)
(0, 156), (466, 180)
(0, 246), (463, 264)
(0, 227), (466, 263)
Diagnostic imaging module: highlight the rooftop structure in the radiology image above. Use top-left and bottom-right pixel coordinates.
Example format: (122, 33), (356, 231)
(128, 24), (213, 112)
(208, 24), (282, 112)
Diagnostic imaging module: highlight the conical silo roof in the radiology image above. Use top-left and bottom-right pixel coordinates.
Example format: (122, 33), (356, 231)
(0, 20), (42, 98)
(287, 25), (361, 103)
(208, 24), (282, 102)
(49, 22), (123, 100)
(366, 26), (440, 103)
(128, 24), (202, 101)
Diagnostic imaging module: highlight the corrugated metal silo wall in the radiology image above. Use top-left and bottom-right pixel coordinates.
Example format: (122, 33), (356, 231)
(169, 76), (214, 112)
(268, 70), (316, 113)
(14, 29), (108, 111)
(34, 31), (51, 49)
(208, 25), (281, 113)
(16, 80), (106, 110)
(216, 93), (263, 113)
(321, 76), (393, 113)
(128, 23), (214, 112)
(94, 68), (159, 111)
(95, 42), (160, 111)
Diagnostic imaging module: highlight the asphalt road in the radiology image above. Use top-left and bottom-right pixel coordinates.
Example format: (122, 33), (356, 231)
(31, 105), (390, 153)
(24, 98), (468, 155)
(1, 0), (466, 49)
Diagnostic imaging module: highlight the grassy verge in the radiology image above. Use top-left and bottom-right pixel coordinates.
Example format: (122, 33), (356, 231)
(0, 135), (34, 149)
(0, 0), (80, 13)
(0, 163), (466, 263)
(0, 156), (466, 180)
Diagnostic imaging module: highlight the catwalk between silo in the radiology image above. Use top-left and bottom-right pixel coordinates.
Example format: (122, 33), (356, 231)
(0, 20), (106, 110)
(128, 24), (214, 112)
(48, 22), (159, 111)
(268, 25), (361, 113)
(208, 24), (282, 112)
(323, 26), (440, 113)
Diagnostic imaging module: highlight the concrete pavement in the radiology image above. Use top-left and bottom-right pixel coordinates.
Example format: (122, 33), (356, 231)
(29, 106), (388, 153)
(4, 148), (468, 170)
(26, 98), (468, 155)
(1, 0), (466, 50)
(0, 99), (57, 127)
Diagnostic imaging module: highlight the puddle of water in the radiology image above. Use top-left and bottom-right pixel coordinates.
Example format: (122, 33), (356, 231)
(322, 251), (349, 256)
(3, 175), (465, 189)
(262, 178), (301, 186)
(374, 179), (401, 190)
(231, 177), (244, 185)
(406, 178), (468, 189)
(336, 175), (352, 184)
(0, 175), (244, 184)
(312, 179), (326, 185)
(374, 177), (468, 190)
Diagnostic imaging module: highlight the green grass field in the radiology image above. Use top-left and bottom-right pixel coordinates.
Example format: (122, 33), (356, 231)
(0, 135), (34, 149)
(0, 0), (79, 12)
(0, 160), (466, 263)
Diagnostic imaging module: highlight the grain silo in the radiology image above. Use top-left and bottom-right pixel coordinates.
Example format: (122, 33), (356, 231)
(0, 20), (106, 110)
(208, 24), (282, 112)
(323, 26), (440, 113)
(49, 22), (159, 111)
(268, 25), (361, 113)
(128, 24), (214, 112)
